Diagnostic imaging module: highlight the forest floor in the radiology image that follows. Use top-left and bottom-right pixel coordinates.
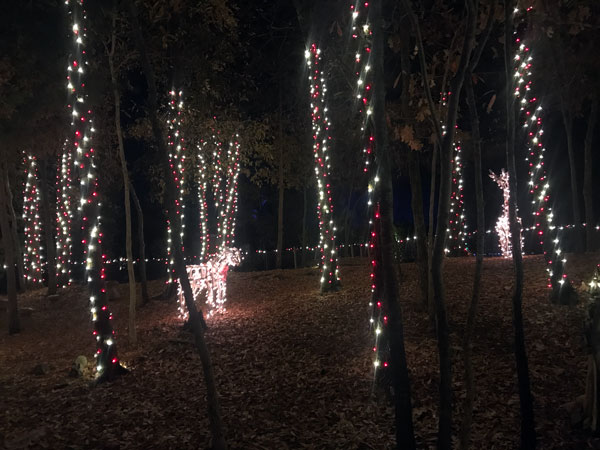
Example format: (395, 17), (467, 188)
(1, 254), (600, 449)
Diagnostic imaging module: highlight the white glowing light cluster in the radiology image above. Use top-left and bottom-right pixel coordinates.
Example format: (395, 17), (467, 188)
(589, 265), (600, 298)
(165, 90), (186, 284)
(21, 154), (44, 284)
(55, 140), (74, 287)
(305, 44), (340, 291)
(197, 141), (210, 261)
(210, 134), (241, 252)
(177, 247), (242, 320)
(512, 9), (571, 291)
(446, 141), (469, 255)
(65, 0), (119, 376)
(490, 169), (522, 258)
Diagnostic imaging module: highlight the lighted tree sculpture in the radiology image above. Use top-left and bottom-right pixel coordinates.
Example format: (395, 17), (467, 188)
(447, 141), (469, 256)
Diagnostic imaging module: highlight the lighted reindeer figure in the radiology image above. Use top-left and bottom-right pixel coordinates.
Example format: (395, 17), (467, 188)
(177, 247), (242, 320)
(489, 169), (523, 258)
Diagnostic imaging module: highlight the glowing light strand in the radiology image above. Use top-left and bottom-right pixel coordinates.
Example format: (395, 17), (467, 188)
(513, 7), (573, 296)
(446, 140), (469, 255)
(21, 154), (44, 284)
(65, 0), (119, 377)
(305, 44), (340, 292)
(349, 1), (389, 373)
(55, 139), (74, 287)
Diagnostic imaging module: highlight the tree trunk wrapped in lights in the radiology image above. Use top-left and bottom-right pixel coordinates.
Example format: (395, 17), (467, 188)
(305, 45), (340, 293)
(64, 0), (124, 381)
(447, 141), (469, 256)
(165, 90), (186, 292)
(512, 9), (577, 305)
(21, 154), (44, 284)
(55, 140), (74, 288)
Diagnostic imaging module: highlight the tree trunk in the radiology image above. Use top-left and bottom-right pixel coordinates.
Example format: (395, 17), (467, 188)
(301, 186), (308, 267)
(404, 0), (477, 446)
(130, 183), (149, 304)
(6, 175), (25, 293)
(276, 161), (284, 270)
(1, 162), (20, 334)
(560, 106), (582, 251)
(584, 99), (598, 252)
(408, 151), (428, 310)
(504, 3), (536, 447)
(109, 17), (136, 345)
(427, 146), (437, 320)
(459, 75), (486, 450)
(126, 2), (226, 447)
(371, 1), (416, 448)
(39, 158), (57, 295)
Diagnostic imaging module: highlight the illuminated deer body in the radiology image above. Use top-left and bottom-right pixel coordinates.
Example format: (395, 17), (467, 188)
(177, 247), (242, 320)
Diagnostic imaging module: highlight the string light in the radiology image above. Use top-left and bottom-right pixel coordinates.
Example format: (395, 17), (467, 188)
(512, 8), (574, 298)
(21, 153), (44, 284)
(349, 1), (390, 375)
(55, 139), (74, 287)
(65, 0), (119, 377)
(305, 44), (341, 292)
(177, 247), (242, 320)
(197, 141), (209, 261)
(165, 90), (186, 284)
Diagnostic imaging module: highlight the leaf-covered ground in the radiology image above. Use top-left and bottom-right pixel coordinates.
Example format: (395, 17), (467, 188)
(1, 254), (599, 449)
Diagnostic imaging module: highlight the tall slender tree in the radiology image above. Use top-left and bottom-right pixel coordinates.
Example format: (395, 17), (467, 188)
(504, 1), (536, 447)
(371, 1), (416, 447)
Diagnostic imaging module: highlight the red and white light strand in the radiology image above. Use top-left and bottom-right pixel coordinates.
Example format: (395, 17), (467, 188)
(65, 0), (119, 376)
(55, 140), (74, 287)
(350, 1), (388, 372)
(21, 154), (44, 284)
(513, 6), (572, 293)
(305, 44), (340, 291)
(165, 90), (186, 284)
(446, 140), (469, 255)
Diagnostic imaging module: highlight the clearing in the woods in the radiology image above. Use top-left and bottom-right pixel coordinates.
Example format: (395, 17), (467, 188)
(1, 255), (598, 449)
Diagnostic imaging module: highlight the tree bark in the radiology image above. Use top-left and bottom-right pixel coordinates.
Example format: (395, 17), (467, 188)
(1, 161), (20, 334)
(584, 99), (598, 252)
(109, 15), (137, 345)
(504, 2), (536, 447)
(301, 186), (308, 267)
(6, 175), (25, 293)
(125, 2), (226, 447)
(560, 104), (582, 251)
(408, 151), (428, 309)
(459, 75), (486, 450)
(371, 1), (416, 448)
(39, 158), (57, 295)
(130, 183), (149, 304)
